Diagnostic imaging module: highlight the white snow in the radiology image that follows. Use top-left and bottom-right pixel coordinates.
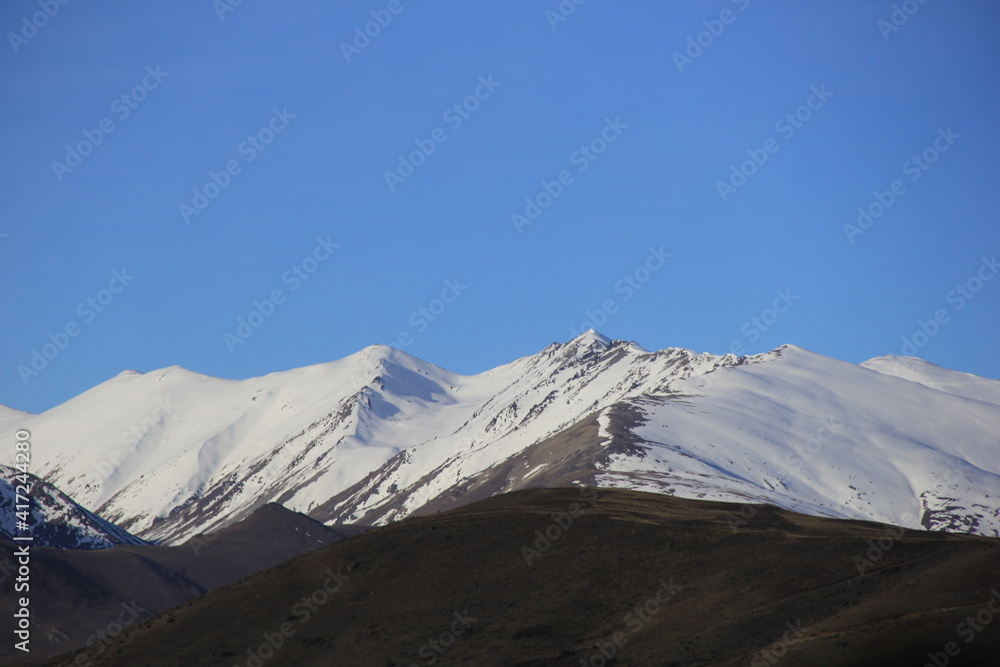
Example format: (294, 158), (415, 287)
(3, 332), (998, 543)
(861, 354), (1000, 407)
(606, 346), (1000, 534)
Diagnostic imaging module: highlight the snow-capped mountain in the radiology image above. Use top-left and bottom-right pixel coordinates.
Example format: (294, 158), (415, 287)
(0, 464), (146, 549)
(2, 331), (998, 544)
(860, 354), (1000, 405)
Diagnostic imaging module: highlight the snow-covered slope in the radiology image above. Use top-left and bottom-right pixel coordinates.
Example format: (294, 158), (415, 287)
(0, 404), (29, 431)
(3, 332), (998, 543)
(861, 354), (1000, 406)
(602, 346), (1000, 535)
(0, 464), (147, 549)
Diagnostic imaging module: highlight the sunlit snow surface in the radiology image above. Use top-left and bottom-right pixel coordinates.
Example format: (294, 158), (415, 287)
(600, 346), (1000, 535)
(1, 332), (998, 543)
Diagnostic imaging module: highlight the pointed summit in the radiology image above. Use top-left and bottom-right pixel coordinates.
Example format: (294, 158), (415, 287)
(565, 329), (648, 355)
(562, 329), (613, 360)
(575, 329), (613, 347)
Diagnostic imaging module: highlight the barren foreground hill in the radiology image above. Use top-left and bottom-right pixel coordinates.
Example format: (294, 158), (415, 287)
(27, 488), (1000, 667)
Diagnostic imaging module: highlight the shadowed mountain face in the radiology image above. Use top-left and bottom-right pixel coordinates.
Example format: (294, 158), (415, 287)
(0, 504), (360, 663)
(26, 488), (1000, 667)
(0, 465), (146, 550)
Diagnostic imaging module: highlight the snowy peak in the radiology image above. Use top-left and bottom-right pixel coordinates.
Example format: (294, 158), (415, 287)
(575, 328), (613, 347)
(560, 329), (613, 362)
(4, 334), (999, 544)
(861, 354), (1000, 406)
(559, 329), (653, 363)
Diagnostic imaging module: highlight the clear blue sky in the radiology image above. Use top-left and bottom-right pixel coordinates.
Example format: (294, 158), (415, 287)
(2, 0), (998, 414)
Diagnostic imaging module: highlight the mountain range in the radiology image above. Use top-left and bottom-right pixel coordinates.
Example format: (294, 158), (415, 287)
(2, 330), (998, 546)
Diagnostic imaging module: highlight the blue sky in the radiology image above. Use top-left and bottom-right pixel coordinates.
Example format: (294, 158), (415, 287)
(2, 0), (998, 414)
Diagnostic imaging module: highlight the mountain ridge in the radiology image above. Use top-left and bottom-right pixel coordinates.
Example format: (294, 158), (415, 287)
(2, 332), (998, 544)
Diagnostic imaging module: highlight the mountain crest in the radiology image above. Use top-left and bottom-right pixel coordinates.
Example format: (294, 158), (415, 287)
(3, 335), (999, 544)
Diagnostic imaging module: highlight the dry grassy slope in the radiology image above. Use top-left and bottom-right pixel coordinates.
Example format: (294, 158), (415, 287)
(0, 504), (357, 664)
(26, 488), (1000, 667)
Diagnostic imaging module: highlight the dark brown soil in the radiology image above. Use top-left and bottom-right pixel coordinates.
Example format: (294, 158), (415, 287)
(0, 503), (358, 663)
(20, 488), (1000, 666)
